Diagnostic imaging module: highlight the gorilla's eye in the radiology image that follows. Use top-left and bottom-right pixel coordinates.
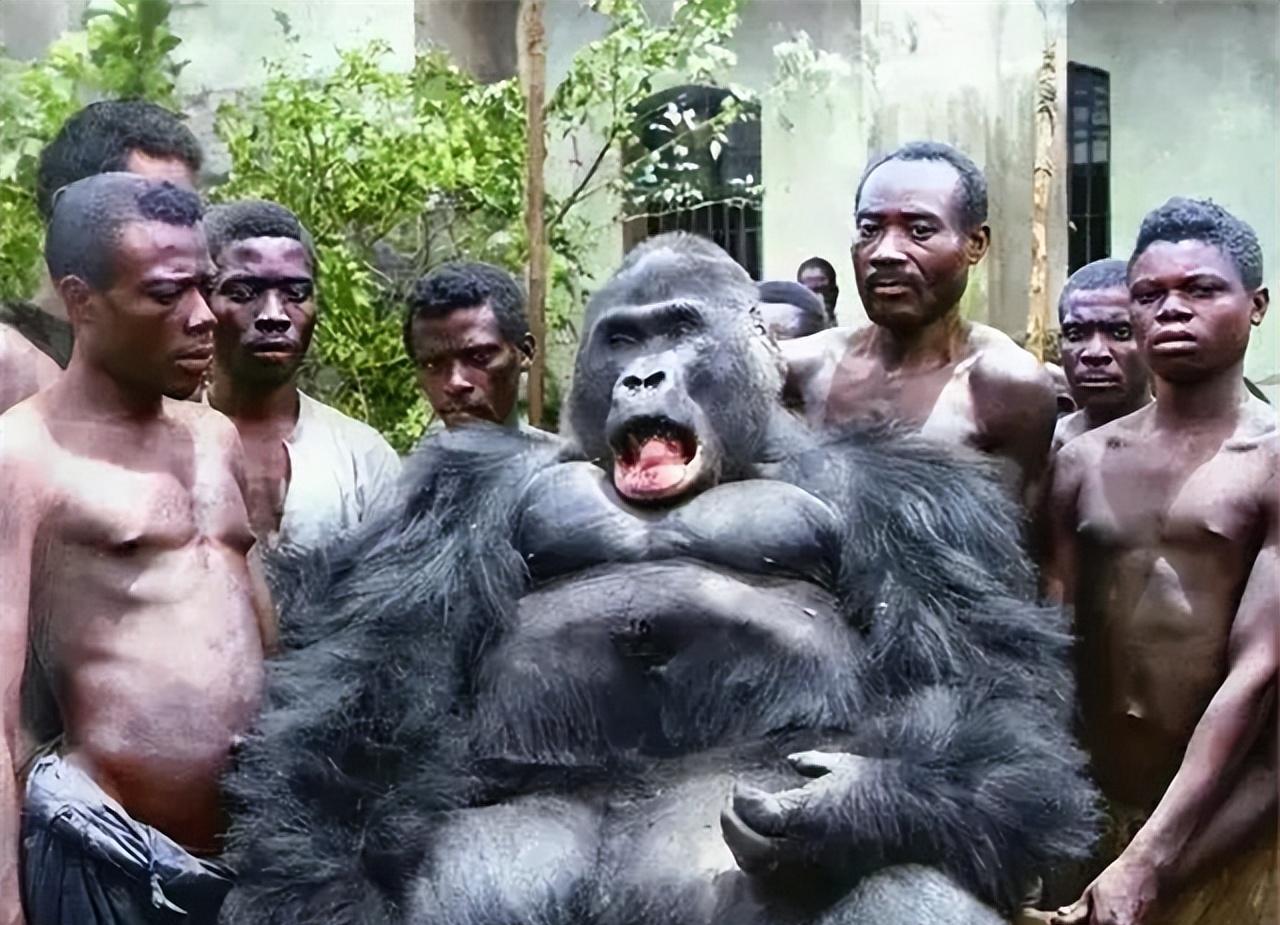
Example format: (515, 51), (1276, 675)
(608, 332), (637, 348)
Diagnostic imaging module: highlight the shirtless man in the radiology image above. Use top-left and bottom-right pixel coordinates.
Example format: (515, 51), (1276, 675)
(0, 174), (270, 925)
(205, 200), (399, 550)
(1051, 258), (1151, 454)
(1044, 198), (1276, 925)
(784, 141), (1056, 503)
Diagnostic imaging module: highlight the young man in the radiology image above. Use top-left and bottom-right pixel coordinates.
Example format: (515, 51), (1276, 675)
(796, 255), (839, 321)
(404, 261), (536, 430)
(1052, 258), (1152, 453)
(757, 279), (830, 341)
(0, 174), (271, 925)
(0, 100), (203, 370)
(1044, 198), (1276, 925)
(784, 141), (1057, 503)
(204, 200), (400, 549)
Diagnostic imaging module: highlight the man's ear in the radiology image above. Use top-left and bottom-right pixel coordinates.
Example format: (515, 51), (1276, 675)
(1249, 287), (1269, 327)
(56, 276), (97, 327)
(519, 333), (536, 370)
(966, 225), (991, 265)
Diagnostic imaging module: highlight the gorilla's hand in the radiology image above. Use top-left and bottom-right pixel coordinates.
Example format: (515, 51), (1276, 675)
(720, 750), (880, 879)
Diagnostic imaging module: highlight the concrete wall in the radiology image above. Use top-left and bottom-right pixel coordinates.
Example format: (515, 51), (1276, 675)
(1068, 0), (1280, 401)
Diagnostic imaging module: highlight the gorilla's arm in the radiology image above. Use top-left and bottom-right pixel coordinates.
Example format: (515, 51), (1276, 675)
(727, 429), (1097, 915)
(219, 426), (561, 925)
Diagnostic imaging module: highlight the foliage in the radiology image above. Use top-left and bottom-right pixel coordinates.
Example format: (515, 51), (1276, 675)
(0, 0), (184, 300)
(215, 0), (758, 449)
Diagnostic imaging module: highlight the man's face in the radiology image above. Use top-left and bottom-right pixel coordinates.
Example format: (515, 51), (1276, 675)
(1059, 286), (1149, 412)
(74, 220), (216, 399)
(410, 303), (531, 428)
(1129, 240), (1269, 383)
(210, 237), (316, 389)
(798, 266), (837, 317)
(124, 149), (197, 190)
(852, 159), (989, 332)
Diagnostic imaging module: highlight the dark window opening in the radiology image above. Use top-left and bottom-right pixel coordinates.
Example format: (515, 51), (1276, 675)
(623, 84), (762, 278)
(1068, 63), (1111, 273)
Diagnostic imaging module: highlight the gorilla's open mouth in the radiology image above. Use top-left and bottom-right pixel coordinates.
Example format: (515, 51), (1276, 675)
(610, 415), (704, 504)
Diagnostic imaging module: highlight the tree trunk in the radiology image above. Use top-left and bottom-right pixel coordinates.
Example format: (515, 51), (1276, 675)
(1026, 39), (1060, 363)
(519, 0), (548, 426)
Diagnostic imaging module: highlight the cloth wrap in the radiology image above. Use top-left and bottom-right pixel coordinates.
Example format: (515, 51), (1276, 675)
(21, 755), (233, 924)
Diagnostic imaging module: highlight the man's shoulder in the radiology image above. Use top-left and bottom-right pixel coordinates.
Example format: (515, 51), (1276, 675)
(1052, 409), (1088, 452)
(1060, 407), (1148, 466)
(0, 399), (55, 481)
(968, 324), (1048, 387)
(783, 324), (859, 368)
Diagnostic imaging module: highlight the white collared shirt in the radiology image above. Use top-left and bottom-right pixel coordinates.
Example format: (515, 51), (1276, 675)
(273, 391), (402, 550)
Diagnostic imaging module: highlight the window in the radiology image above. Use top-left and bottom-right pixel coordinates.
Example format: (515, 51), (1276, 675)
(1067, 63), (1111, 273)
(623, 85), (762, 278)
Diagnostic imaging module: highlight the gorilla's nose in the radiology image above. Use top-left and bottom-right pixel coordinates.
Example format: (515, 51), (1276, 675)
(621, 370), (666, 391)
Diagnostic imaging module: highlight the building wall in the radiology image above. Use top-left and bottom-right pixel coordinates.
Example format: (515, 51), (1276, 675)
(1068, 0), (1280, 402)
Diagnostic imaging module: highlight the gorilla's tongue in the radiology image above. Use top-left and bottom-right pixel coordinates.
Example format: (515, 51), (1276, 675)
(616, 436), (689, 498)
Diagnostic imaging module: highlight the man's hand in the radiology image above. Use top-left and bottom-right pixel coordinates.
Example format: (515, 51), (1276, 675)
(719, 750), (873, 877)
(1052, 851), (1161, 925)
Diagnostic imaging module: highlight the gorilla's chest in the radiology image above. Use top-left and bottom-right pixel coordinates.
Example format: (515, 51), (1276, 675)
(472, 464), (859, 760)
(514, 462), (842, 587)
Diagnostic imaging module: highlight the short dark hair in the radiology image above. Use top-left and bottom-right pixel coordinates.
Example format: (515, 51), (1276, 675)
(855, 141), (988, 231)
(205, 199), (316, 268)
(45, 173), (203, 289)
(36, 100), (202, 220)
(797, 256), (836, 284)
(1129, 197), (1263, 290)
(758, 280), (827, 332)
(1058, 258), (1129, 319)
(404, 261), (528, 359)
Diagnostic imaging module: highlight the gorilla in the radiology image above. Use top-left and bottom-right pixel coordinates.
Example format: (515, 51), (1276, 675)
(221, 234), (1095, 925)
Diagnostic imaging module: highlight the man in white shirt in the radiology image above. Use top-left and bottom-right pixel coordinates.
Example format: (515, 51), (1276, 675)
(204, 200), (400, 550)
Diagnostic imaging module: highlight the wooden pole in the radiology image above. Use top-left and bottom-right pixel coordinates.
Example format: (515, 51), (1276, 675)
(1026, 39), (1059, 363)
(520, 0), (548, 427)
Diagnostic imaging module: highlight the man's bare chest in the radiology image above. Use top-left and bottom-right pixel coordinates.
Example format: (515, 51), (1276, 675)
(822, 353), (974, 437)
(1077, 446), (1266, 551)
(44, 445), (253, 555)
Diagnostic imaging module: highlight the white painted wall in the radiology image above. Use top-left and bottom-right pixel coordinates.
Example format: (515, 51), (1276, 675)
(1069, 0), (1280, 402)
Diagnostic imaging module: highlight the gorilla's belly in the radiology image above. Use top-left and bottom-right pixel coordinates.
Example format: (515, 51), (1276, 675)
(472, 560), (862, 760)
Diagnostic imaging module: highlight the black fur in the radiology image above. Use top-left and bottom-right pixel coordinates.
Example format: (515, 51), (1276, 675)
(222, 236), (1096, 925)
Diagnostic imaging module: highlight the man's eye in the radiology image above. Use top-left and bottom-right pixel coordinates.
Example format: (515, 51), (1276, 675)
(221, 283), (257, 303)
(857, 222), (879, 238)
(1063, 328), (1084, 342)
(468, 349), (497, 366)
(1112, 324), (1133, 341)
(910, 224), (936, 240)
(1187, 285), (1217, 299)
(149, 288), (181, 305)
(1133, 290), (1161, 305)
(281, 283), (313, 303)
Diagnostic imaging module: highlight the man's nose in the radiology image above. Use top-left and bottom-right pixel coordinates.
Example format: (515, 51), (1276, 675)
(868, 228), (909, 265)
(1080, 333), (1114, 366)
(186, 290), (216, 335)
(1155, 294), (1193, 323)
(443, 365), (474, 396)
(254, 291), (290, 333)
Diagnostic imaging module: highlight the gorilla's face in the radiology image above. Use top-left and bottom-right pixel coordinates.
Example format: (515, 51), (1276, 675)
(569, 247), (782, 506)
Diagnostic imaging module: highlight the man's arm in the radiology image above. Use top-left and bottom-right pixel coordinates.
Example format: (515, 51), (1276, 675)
(972, 351), (1058, 510)
(0, 433), (41, 925)
(1040, 442), (1083, 605)
(779, 327), (845, 417)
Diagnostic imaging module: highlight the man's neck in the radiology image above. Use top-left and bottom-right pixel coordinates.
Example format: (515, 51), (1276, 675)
(59, 355), (164, 421)
(208, 370), (300, 429)
(1084, 391), (1152, 431)
(872, 309), (967, 370)
(1154, 361), (1248, 428)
